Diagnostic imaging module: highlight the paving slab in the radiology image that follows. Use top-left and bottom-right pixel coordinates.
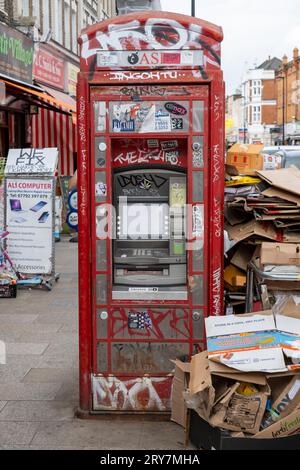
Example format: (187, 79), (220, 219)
(30, 420), (144, 448)
(0, 382), (62, 401)
(0, 400), (75, 421)
(37, 353), (77, 369)
(22, 368), (78, 384)
(0, 422), (40, 446)
(139, 422), (187, 450)
(6, 342), (49, 355)
(0, 363), (32, 384)
(0, 402), (7, 413)
(0, 314), (39, 324)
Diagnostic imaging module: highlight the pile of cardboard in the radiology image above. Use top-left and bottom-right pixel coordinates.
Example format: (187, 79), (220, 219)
(225, 166), (300, 314)
(172, 298), (300, 440)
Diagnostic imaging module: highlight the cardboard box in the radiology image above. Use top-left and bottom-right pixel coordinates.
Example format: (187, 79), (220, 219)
(205, 311), (287, 373)
(261, 242), (300, 266)
(227, 144), (264, 175)
(254, 408), (300, 439)
(261, 375), (300, 429)
(171, 360), (190, 428)
(210, 382), (270, 434)
(224, 264), (246, 288)
(189, 410), (300, 449)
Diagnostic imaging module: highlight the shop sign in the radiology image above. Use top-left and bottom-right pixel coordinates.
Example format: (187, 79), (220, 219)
(5, 148), (58, 176)
(97, 50), (204, 68)
(33, 48), (65, 90)
(0, 23), (34, 84)
(67, 63), (79, 97)
(5, 177), (54, 275)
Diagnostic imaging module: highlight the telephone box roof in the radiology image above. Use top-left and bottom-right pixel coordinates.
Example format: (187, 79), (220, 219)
(78, 11), (224, 45)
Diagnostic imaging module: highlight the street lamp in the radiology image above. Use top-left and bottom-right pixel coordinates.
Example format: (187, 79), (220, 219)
(276, 75), (286, 145)
(191, 0), (196, 16)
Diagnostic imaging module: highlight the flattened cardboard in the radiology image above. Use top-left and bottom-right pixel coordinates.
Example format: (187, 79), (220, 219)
(256, 167), (300, 197)
(210, 382), (270, 435)
(261, 242), (300, 266)
(261, 376), (300, 429)
(230, 244), (255, 271)
(185, 352), (215, 422)
(254, 408), (300, 439)
(189, 351), (212, 395)
(205, 312), (287, 373)
(205, 311), (274, 337)
(227, 219), (282, 243)
(171, 360), (190, 428)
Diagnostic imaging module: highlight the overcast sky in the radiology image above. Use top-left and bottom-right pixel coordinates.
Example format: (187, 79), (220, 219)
(160, 0), (300, 95)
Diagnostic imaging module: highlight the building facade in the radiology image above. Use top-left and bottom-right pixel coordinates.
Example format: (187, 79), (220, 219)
(240, 57), (281, 145)
(225, 91), (244, 145)
(276, 48), (300, 145)
(0, 0), (117, 176)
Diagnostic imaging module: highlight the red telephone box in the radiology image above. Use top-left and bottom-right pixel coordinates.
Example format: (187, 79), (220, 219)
(77, 12), (224, 415)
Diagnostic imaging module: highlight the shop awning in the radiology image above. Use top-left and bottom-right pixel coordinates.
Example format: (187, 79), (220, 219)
(38, 84), (76, 112)
(0, 78), (75, 115)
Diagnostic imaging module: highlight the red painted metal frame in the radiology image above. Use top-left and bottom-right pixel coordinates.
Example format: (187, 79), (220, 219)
(77, 12), (224, 414)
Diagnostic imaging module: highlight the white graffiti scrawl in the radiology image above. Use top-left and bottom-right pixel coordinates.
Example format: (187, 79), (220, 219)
(79, 16), (222, 74)
(92, 375), (169, 411)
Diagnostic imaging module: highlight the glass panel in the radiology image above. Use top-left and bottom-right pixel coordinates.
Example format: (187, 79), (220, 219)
(96, 240), (107, 271)
(96, 205), (109, 239)
(97, 310), (108, 339)
(96, 275), (107, 304)
(190, 275), (205, 305)
(192, 310), (205, 340)
(193, 101), (204, 132)
(111, 342), (190, 373)
(109, 101), (189, 133)
(95, 137), (107, 168)
(192, 136), (204, 168)
(192, 239), (204, 271)
(94, 101), (106, 133)
(111, 308), (190, 340)
(97, 342), (108, 372)
(95, 172), (107, 202)
(192, 172), (204, 202)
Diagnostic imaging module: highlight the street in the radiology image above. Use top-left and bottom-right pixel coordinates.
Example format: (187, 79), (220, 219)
(0, 238), (188, 450)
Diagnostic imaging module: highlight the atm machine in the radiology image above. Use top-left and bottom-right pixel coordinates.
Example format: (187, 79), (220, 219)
(77, 12), (224, 415)
(113, 167), (187, 300)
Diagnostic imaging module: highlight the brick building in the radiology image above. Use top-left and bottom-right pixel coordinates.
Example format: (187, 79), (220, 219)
(276, 47), (300, 144)
(240, 57), (282, 145)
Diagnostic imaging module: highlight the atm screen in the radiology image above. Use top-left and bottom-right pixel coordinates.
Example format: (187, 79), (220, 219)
(118, 202), (169, 239)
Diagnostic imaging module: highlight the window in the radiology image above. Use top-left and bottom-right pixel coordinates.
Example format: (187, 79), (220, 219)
(42, 0), (50, 34)
(22, 0), (30, 16)
(253, 80), (261, 97)
(253, 106), (261, 124)
(71, 8), (77, 53)
(54, 0), (63, 44)
(64, 2), (71, 49)
(32, 0), (40, 24)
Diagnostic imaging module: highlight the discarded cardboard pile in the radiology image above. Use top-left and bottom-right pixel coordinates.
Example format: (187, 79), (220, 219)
(172, 298), (300, 440)
(225, 165), (300, 314)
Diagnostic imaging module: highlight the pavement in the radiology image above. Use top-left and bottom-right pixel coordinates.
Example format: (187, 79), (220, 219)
(0, 237), (191, 450)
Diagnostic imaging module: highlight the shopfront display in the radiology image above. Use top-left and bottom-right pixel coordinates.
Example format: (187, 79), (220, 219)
(77, 12), (225, 415)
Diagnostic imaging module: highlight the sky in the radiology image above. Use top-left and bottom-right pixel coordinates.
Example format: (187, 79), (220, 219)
(160, 0), (300, 95)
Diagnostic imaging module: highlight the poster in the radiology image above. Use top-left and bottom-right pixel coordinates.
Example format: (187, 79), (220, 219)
(5, 178), (54, 275)
(110, 101), (189, 134)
